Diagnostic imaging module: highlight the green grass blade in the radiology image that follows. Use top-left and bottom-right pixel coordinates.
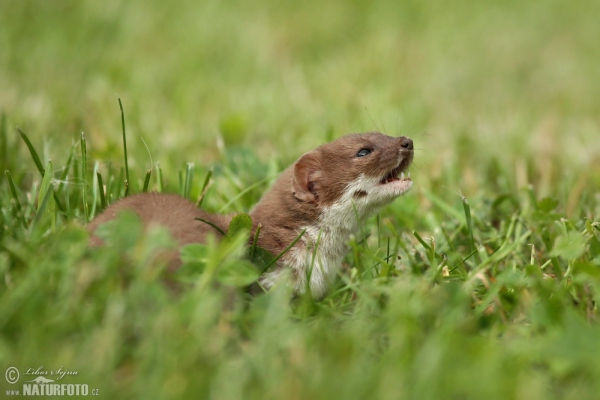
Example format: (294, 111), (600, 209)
(18, 127), (45, 176)
(178, 170), (183, 196)
(462, 196), (477, 256)
(63, 175), (70, 215)
(381, 237), (391, 278)
(115, 167), (124, 199)
(60, 144), (76, 182)
(449, 248), (478, 273)
(31, 160), (55, 232)
(80, 132), (87, 178)
(142, 169), (152, 192)
(52, 190), (65, 214)
(414, 230), (440, 267)
(96, 170), (107, 210)
(194, 217), (227, 237)
(413, 230), (431, 250)
(90, 161), (100, 218)
(72, 158), (81, 207)
(30, 184), (54, 233)
(105, 172), (114, 205)
(118, 98), (130, 196)
(57, 143), (76, 197)
(155, 162), (163, 192)
(80, 132), (89, 222)
(0, 112), (6, 172)
(250, 223), (262, 260)
(183, 162), (194, 198)
(261, 229), (306, 273)
(197, 167), (212, 207)
(38, 160), (53, 212)
(5, 170), (26, 228)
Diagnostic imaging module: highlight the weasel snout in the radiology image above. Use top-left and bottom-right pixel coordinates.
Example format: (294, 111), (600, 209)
(400, 137), (413, 150)
(395, 136), (414, 171)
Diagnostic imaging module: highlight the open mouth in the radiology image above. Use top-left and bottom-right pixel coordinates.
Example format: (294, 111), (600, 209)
(380, 160), (412, 185)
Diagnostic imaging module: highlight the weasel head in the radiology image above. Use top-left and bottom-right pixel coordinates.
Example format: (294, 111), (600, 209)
(255, 132), (414, 297)
(292, 132), (414, 216)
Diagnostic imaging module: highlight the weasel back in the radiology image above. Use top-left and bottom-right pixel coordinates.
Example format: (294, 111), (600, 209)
(88, 193), (231, 247)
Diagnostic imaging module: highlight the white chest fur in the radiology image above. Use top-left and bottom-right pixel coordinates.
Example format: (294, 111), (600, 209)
(259, 174), (388, 298)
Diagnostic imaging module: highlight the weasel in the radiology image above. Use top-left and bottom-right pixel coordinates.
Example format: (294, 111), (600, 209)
(88, 132), (414, 297)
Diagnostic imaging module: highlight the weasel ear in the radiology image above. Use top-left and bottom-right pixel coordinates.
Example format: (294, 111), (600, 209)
(292, 151), (321, 203)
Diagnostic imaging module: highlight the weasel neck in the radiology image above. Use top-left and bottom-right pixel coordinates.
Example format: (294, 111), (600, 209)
(252, 174), (383, 298)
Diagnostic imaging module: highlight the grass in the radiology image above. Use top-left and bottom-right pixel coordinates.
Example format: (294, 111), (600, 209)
(1, 0), (600, 398)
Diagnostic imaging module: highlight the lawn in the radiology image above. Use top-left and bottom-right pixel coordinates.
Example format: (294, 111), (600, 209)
(1, 0), (600, 398)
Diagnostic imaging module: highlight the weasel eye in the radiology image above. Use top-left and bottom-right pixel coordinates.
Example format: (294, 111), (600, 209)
(356, 148), (372, 158)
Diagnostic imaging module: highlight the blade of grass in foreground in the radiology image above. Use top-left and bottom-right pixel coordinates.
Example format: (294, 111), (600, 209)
(31, 160), (55, 232)
(0, 112), (6, 172)
(118, 98), (130, 196)
(18, 127), (65, 213)
(30, 187), (53, 234)
(80, 132), (89, 222)
(249, 223), (262, 260)
(414, 230), (446, 271)
(57, 143), (75, 199)
(183, 163), (194, 198)
(37, 160), (53, 213)
(155, 162), (163, 192)
(142, 169), (152, 192)
(140, 136), (153, 193)
(197, 168), (212, 207)
(96, 170), (107, 209)
(115, 167), (124, 201)
(91, 162), (102, 219)
(18, 127), (45, 176)
(462, 196), (478, 263)
(5, 170), (26, 228)
(194, 217), (227, 236)
(261, 229), (306, 273)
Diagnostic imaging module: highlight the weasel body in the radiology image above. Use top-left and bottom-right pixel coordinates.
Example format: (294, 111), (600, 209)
(89, 132), (414, 297)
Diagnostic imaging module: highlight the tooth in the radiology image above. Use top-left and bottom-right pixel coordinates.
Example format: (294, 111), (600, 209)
(408, 172), (411, 179)
(400, 172), (405, 180)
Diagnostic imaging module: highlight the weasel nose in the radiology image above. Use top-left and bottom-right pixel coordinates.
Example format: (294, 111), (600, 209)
(400, 137), (413, 150)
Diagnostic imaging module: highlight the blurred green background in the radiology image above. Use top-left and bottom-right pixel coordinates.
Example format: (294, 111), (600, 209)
(2, 1), (600, 399)
(2, 0), (599, 198)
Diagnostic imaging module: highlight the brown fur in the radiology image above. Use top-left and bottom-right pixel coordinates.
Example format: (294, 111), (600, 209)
(88, 193), (232, 246)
